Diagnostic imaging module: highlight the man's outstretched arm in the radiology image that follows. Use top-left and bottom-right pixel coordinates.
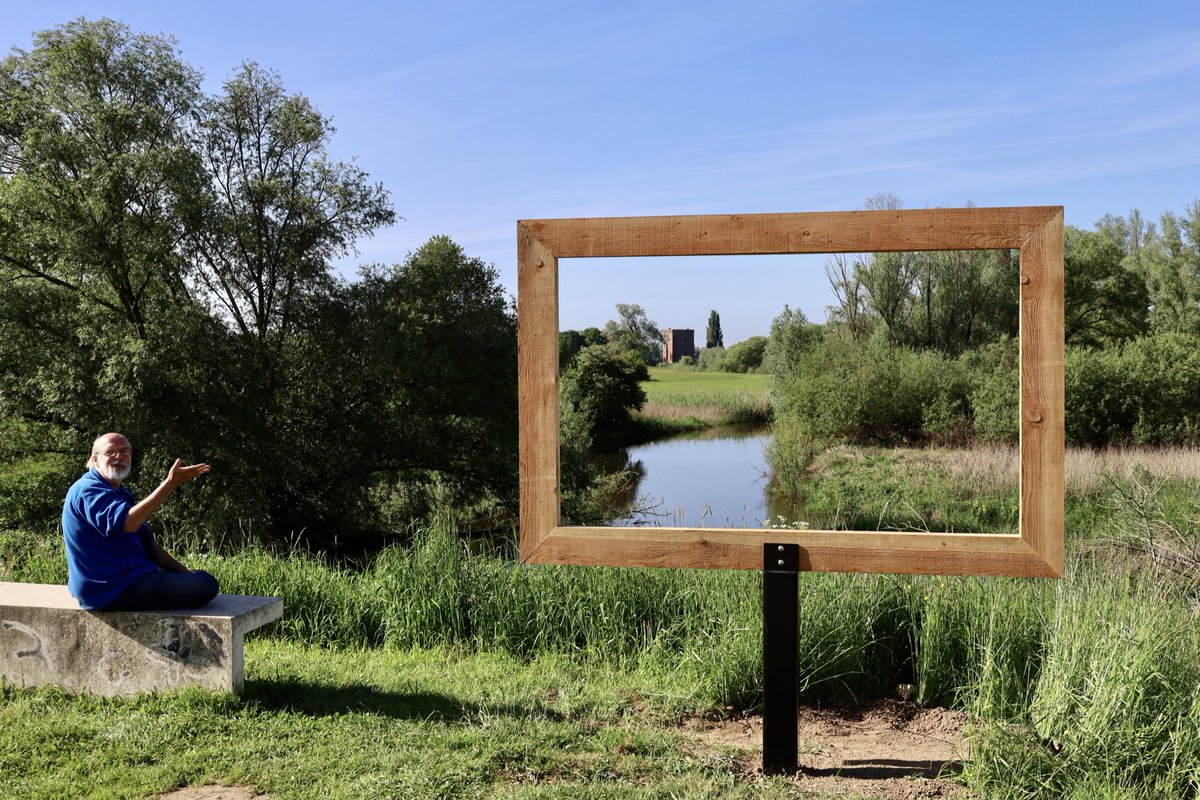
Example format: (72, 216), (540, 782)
(123, 459), (210, 532)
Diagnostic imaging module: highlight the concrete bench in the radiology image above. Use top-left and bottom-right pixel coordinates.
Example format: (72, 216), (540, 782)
(1, 581), (282, 696)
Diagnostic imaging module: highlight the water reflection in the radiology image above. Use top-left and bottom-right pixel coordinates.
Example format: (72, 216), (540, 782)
(599, 425), (809, 528)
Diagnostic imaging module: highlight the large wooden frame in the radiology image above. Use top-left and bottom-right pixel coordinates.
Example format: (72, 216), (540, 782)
(518, 207), (1064, 577)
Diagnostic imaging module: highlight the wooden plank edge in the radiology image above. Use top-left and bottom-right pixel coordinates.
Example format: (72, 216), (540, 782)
(522, 528), (1060, 577)
(517, 223), (561, 556)
(521, 207), (1065, 258)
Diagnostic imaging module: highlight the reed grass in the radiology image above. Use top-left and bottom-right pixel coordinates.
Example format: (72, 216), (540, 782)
(918, 443), (1200, 495)
(963, 563), (1200, 799)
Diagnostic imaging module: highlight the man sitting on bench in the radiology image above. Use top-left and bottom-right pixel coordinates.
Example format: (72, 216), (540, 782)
(62, 432), (219, 611)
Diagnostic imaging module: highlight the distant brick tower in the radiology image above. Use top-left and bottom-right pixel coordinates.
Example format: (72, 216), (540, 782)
(661, 328), (696, 364)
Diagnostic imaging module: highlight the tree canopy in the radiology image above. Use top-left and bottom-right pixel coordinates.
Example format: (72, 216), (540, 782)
(0, 18), (513, 541)
(602, 303), (661, 365)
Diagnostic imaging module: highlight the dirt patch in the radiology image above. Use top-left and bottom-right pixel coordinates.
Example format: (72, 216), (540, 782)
(157, 787), (268, 800)
(684, 698), (972, 799)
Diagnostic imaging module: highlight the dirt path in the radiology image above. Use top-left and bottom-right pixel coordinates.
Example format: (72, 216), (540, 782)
(684, 698), (971, 799)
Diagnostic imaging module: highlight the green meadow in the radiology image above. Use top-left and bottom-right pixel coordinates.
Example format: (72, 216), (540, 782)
(637, 367), (772, 427)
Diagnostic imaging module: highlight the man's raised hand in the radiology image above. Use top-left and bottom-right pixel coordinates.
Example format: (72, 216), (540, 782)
(167, 459), (211, 486)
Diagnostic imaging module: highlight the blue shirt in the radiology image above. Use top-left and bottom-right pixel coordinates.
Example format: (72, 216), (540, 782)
(62, 468), (159, 610)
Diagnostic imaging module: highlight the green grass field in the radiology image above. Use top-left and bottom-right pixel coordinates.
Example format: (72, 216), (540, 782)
(639, 367), (770, 426)
(2, 644), (802, 799)
(642, 367), (768, 399)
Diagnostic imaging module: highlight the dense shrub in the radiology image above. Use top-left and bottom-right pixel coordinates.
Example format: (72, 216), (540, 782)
(0, 456), (74, 533)
(1065, 334), (1200, 445)
(965, 337), (1019, 442)
(697, 346), (726, 371)
(763, 305), (822, 381)
(800, 331), (1200, 447)
(718, 336), (768, 373)
(1065, 346), (1140, 445)
(771, 332), (971, 445)
(560, 345), (648, 449)
(558, 327), (607, 369)
(965, 333), (1200, 446)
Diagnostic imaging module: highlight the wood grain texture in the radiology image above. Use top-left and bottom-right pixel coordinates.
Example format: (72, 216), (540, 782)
(517, 207), (1065, 577)
(524, 527), (1056, 577)
(518, 224), (560, 555)
(1018, 209), (1066, 577)
(520, 207), (1061, 258)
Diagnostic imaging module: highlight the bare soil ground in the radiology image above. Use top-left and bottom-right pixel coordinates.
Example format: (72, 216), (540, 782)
(158, 788), (267, 800)
(683, 698), (972, 799)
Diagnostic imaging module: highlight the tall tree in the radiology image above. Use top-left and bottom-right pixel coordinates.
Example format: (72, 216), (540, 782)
(1144, 205), (1200, 336)
(603, 303), (661, 365)
(0, 17), (208, 455)
(823, 195), (1020, 353)
(706, 309), (723, 348)
(1063, 226), (1149, 346)
(858, 250), (919, 340)
(824, 252), (870, 340)
(279, 236), (518, 527)
(906, 248), (1018, 354)
(183, 63), (395, 343)
(1100, 205), (1200, 336)
(0, 19), (411, 539)
(0, 17), (202, 341)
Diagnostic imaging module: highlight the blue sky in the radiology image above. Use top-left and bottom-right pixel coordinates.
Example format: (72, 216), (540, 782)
(4, 1), (1200, 344)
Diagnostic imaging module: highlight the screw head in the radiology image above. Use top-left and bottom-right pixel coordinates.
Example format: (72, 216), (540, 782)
(777, 545), (785, 552)
(777, 559), (785, 566)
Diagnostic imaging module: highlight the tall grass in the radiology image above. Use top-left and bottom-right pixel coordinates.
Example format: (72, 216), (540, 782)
(206, 531), (919, 707)
(906, 575), (1052, 710)
(1, 521), (934, 707)
(5, 463), (1200, 796)
(964, 563), (1200, 798)
(914, 442), (1200, 495)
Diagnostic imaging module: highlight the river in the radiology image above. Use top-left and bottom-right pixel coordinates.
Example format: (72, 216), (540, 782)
(603, 424), (808, 528)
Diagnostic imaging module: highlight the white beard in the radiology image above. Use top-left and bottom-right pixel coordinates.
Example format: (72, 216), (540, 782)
(97, 463), (131, 483)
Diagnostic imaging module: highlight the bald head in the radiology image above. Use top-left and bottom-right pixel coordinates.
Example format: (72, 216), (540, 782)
(90, 432), (132, 485)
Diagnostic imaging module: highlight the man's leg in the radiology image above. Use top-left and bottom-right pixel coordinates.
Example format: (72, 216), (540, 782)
(109, 570), (220, 611)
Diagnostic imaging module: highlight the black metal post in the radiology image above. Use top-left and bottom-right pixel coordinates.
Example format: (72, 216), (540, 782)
(762, 542), (799, 774)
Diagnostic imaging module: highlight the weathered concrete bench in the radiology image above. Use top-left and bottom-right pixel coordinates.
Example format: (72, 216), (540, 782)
(1, 581), (282, 696)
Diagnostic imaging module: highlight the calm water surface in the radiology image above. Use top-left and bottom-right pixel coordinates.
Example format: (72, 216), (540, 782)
(606, 425), (806, 528)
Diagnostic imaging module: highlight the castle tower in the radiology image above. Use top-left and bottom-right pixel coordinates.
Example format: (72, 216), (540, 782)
(662, 328), (696, 364)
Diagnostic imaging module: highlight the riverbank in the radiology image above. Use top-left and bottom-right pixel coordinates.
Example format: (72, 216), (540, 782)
(769, 442), (1200, 535)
